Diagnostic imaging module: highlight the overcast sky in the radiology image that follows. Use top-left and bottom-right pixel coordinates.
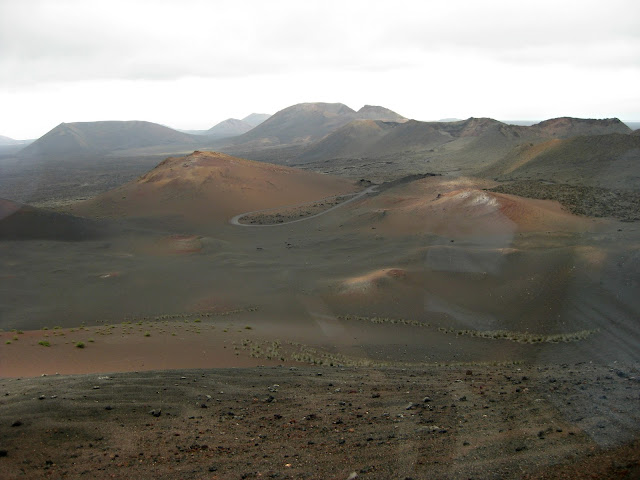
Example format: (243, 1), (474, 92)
(1, 0), (639, 139)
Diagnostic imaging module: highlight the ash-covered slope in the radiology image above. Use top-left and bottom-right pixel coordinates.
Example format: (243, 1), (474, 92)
(482, 133), (640, 190)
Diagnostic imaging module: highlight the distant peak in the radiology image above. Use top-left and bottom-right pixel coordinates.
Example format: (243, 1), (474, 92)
(358, 105), (392, 113)
(285, 102), (356, 114)
(356, 105), (406, 122)
(533, 117), (631, 136)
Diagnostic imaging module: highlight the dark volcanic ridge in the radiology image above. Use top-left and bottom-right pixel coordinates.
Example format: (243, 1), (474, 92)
(488, 181), (640, 222)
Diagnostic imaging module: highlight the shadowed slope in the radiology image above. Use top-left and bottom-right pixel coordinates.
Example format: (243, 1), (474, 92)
(0, 198), (107, 240)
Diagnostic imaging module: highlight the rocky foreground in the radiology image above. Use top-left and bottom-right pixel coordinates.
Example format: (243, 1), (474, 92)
(1, 362), (638, 479)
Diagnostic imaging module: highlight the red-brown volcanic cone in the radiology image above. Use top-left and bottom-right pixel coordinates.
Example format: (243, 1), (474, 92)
(70, 151), (358, 225)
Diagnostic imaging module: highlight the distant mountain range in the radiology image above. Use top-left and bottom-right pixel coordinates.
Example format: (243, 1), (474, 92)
(6, 102), (639, 201)
(242, 113), (272, 127)
(18, 121), (200, 158)
(178, 113), (272, 136)
(216, 103), (407, 152)
(0, 135), (32, 146)
(298, 116), (631, 164)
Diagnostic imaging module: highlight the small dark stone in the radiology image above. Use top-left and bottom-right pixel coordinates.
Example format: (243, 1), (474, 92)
(371, 393), (380, 398)
(338, 439), (346, 445)
(515, 445), (527, 452)
(11, 420), (22, 427)
(149, 409), (161, 417)
(422, 396), (432, 403)
(209, 466), (218, 472)
(104, 406), (112, 411)
(200, 403), (208, 408)
(0, 450), (7, 457)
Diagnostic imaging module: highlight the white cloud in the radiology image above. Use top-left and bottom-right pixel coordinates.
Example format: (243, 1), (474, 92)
(0, 0), (638, 138)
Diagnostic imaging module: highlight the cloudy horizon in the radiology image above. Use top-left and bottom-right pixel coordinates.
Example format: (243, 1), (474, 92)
(1, 0), (639, 139)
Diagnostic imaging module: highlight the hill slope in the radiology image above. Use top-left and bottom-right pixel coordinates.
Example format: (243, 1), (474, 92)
(217, 102), (407, 151)
(530, 117), (631, 137)
(482, 133), (640, 189)
(0, 198), (107, 240)
(71, 150), (359, 226)
(19, 121), (200, 158)
(294, 116), (635, 183)
(242, 113), (271, 127)
(206, 118), (253, 137)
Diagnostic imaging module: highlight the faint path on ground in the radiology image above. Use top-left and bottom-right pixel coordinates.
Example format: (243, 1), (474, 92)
(229, 185), (378, 227)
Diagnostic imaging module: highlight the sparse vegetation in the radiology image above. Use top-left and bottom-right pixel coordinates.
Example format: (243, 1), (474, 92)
(338, 314), (598, 344)
(438, 327), (599, 344)
(75, 341), (85, 348)
(38, 340), (51, 347)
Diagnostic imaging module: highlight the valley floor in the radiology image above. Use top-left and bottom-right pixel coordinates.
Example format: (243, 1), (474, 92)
(1, 175), (639, 478)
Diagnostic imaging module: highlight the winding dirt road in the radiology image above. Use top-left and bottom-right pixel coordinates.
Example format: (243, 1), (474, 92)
(229, 185), (378, 226)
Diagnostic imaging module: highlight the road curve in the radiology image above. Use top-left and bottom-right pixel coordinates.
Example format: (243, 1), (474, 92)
(229, 185), (378, 227)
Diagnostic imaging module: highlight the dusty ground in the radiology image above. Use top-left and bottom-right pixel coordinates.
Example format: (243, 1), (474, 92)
(1, 174), (639, 478)
(0, 363), (638, 480)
